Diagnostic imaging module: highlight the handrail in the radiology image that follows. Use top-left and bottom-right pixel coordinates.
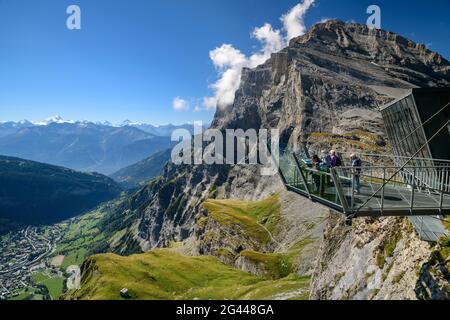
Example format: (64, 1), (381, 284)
(337, 152), (450, 164)
(337, 165), (450, 170)
(276, 143), (450, 219)
(353, 117), (450, 216)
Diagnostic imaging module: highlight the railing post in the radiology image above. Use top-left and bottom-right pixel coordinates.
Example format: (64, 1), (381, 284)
(444, 166), (450, 192)
(330, 168), (350, 215)
(381, 167), (385, 216)
(371, 166), (373, 185)
(292, 152), (312, 198)
(439, 169), (445, 214)
(410, 167), (416, 215)
(294, 166), (298, 187)
(351, 170), (355, 210)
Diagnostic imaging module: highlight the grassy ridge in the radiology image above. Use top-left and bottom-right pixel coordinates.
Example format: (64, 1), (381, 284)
(66, 250), (310, 300)
(201, 195), (314, 280)
(202, 195), (281, 245)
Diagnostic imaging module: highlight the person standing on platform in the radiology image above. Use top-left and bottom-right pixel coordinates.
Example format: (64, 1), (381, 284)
(351, 153), (362, 195)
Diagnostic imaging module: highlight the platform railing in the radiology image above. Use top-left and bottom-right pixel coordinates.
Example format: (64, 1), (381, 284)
(331, 165), (450, 215)
(332, 151), (450, 194)
(277, 146), (450, 216)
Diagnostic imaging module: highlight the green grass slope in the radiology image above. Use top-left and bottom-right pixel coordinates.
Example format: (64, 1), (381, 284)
(66, 249), (310, 300)
(31, 272), (65, 300)
(201, 195), (315, 280)
(202, 195), (281, 246)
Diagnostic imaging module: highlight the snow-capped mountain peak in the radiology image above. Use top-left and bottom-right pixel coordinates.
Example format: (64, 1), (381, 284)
(35, 115), (76, 126)
(120, 119), (144, 127)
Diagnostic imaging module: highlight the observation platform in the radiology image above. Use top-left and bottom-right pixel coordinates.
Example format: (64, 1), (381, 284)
(276, 147), (450, 242)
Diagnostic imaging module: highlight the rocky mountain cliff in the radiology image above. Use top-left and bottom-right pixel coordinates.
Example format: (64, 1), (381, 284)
(214, 20), (449, 146)
(85, 20), (450, 299)
(311, 214), (450, 300)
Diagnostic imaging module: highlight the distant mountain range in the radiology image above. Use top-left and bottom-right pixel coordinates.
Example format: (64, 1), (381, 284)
(0, 116), (208, 136)
(119, 120), (208, 137)
(0, 116), (203, 175)
(0, 155), (122, 233)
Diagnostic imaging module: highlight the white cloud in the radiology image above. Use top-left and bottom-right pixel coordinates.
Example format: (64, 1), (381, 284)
(204, 1), (315, 110)
(204, 44), (248, 109)
(173, 97), (189, 111)
(209, 44), (247, 70)
(249, 23), (284, 68)
(281, 0), (315, 42)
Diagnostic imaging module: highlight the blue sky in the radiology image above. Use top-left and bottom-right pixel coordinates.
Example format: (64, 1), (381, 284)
(0, 0), (449, 125)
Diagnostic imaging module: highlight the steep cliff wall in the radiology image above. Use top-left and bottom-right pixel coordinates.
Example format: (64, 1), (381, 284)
(310, 214), (450, 300)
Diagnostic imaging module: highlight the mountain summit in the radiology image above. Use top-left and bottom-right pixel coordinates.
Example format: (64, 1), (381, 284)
(35, 115), (75, 126)
(213, 19), (450, 142)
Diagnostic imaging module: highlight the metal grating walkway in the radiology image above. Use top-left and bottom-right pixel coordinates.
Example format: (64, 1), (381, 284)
(409, 216), (450, 242)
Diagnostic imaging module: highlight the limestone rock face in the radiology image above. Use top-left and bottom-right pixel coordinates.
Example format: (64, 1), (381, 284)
(310, 215), (428, 300)
(213, 19), (450, 148)
(128, 163), (282, 250)
(310, 214), (450, 300)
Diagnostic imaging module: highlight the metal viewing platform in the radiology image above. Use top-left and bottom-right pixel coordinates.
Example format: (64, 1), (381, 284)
(275, 147), (450, 242)
(277, 148), (450, 217)
(275, 88), (450, 242)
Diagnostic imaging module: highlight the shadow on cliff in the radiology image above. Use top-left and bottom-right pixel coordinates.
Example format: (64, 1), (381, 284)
(415, 260), (450, 300)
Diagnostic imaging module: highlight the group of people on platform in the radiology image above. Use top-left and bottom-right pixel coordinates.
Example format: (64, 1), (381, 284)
(309, 150), (362, 195)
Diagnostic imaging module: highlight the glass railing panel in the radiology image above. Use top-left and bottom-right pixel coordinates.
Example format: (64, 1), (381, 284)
(278, 149), (308, 193)
(301, 165), (342, 206)
(276, 146), (343, 208)
(332, 167), (355, 210)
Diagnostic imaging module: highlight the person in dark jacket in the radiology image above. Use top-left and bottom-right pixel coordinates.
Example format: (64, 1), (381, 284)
(351, 153), (362, 194)
(321, 150), (332, 168)
(311, 155), (325, 195)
